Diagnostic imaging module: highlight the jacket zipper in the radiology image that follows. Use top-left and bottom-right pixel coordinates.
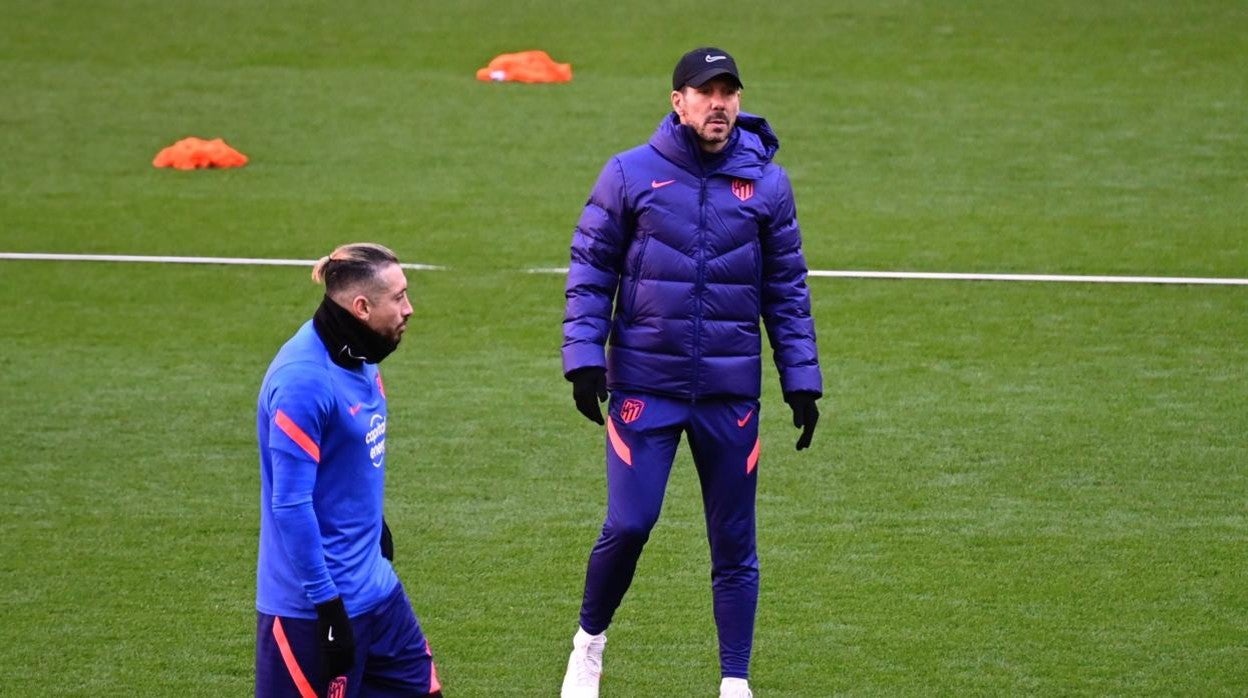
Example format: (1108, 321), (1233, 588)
(692, 176), (707, 402)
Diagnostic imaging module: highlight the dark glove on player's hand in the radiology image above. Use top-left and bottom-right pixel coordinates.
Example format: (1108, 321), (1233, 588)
(315, 597), (355, 681)
(569, 367), (608, 425)
(380, 518), (394, 561)
(784, 391), (820, 451)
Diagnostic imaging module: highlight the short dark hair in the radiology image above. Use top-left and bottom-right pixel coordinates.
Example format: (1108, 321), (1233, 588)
(311, 242), (399, 296)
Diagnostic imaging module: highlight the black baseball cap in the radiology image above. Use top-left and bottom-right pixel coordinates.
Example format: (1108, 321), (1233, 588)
(671, 47), (743, 91)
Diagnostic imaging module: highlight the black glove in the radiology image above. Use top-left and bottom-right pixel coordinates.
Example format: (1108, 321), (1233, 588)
(568, 367), (608, 425)
(314, 597), (355, 682)
(784, 391), (820, 451)
(380, 518), (394, 561)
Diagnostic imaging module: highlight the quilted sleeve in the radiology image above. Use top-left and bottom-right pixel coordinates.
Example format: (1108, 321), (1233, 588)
(759, 167), (823, 396)
(562, 158), (630, 376)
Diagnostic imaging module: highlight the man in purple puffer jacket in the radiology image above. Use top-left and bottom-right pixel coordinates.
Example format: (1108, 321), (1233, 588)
(560, 47), (823, 698)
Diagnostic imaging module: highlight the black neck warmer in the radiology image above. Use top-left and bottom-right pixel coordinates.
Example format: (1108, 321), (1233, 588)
(312, 295), (398, 368)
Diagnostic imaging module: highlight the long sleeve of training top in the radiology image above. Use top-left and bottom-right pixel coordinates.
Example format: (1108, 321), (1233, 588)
(266, 369), (338, 604)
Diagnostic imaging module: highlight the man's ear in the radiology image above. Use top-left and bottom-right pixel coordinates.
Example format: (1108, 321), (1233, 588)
(350, 294), (370, 321)
(671, 89), (684, 119)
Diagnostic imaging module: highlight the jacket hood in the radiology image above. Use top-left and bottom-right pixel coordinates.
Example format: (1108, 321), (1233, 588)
(649, 111), (779, 178)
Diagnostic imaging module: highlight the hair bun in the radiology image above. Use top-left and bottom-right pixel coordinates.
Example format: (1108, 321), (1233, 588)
(311, 255), (333, 283)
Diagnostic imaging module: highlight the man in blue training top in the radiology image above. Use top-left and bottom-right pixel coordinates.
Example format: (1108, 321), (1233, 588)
(560, 48), (823, 698)
(256, 242), (443, 698)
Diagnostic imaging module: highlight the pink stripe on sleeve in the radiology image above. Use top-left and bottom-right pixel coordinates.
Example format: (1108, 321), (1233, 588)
(275, 409), (321, 463)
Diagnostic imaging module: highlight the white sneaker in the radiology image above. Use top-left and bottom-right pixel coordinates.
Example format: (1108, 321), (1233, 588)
(561, 627), (606, 698)
(720, 677), (754, 698)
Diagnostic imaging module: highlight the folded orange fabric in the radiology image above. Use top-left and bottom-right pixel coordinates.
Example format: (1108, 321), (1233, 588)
(153, 137), (248, 170)
(476, 50), (572, 84)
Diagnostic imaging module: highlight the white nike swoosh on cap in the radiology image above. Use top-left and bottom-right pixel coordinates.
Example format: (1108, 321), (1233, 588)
(705, 55), (728, 63)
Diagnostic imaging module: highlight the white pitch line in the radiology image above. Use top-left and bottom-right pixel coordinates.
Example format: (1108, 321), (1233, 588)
(2, 253), (1244, 286)
(805, 269), (1248, 286)
(526, 267), (571, 275)
(0, 252), (445, 271)
(528, 266), (1248, 286)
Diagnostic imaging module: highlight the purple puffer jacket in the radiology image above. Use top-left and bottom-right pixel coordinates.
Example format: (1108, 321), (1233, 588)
(562, 111), (821, 400)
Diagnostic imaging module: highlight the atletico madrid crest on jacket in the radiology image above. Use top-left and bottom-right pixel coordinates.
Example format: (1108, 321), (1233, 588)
(731, 178), (754, 202)
(619, 398), (646, 424)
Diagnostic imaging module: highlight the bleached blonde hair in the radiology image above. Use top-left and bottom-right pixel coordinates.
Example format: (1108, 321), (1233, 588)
(311, 242), (399, 295)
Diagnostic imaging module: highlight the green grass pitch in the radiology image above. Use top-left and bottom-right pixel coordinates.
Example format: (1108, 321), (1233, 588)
(1, 1), (1245, 695)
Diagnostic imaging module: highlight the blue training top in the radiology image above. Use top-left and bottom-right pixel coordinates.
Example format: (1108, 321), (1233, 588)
(256, 320), (398, 618)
